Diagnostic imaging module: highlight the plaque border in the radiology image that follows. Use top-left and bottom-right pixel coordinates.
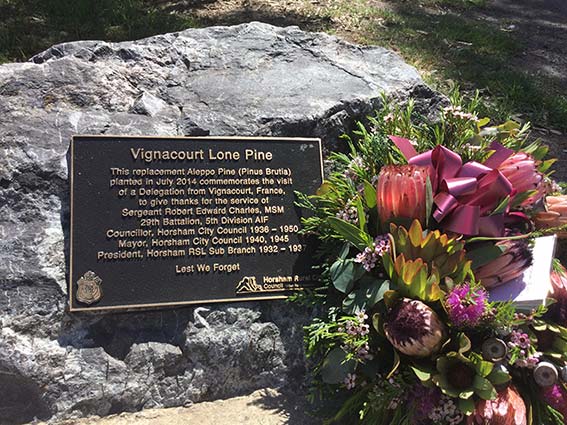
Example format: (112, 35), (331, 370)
(69, 135), (324, 312)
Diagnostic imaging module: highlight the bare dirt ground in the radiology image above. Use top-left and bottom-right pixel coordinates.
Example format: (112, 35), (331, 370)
(46, 389), (320, 425)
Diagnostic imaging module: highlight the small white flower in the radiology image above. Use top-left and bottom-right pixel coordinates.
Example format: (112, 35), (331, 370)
(344, 373), (356, 390)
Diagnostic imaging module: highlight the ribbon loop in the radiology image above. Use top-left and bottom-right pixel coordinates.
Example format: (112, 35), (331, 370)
(388, 135), (516, 236)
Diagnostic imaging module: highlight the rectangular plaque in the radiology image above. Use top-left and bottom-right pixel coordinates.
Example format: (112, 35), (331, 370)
(69, 135), (323, 311)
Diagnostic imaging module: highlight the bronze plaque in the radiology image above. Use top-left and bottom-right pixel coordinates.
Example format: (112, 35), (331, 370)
(69, 136), (323, 311)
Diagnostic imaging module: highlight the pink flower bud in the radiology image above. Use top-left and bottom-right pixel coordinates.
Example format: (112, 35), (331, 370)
(376, 165), (430, 227)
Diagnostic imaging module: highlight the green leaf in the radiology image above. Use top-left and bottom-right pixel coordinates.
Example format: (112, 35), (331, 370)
(320, 347), (355, 384)
(372, 313), (382, 334)
(540, 158), (556, 174)
(511, 190), (537, 208)
(524, 142), (549, 160)
(459, 390), (475, 400)
(342, 278), (389, 313)
(487, 367), (511, 385)
(382, 253), (394, 278)
(458, 397), (475, 415)
(316, 181), (333, 196)
(411, 365), (432, 383)
(408, 220), (424, 247)
(363, 180), (377, 209)
(327, 217), (372, 251)
(473, 375), (497, 400)
(490, 195), (510, 216)
(497, 120), (520, 132)
(458, 333), (472, 355)
(353, 196), (366, 232)
(329, 258), (364, 294)
(477, 117), (490, 127)
(466, 242), (506, 269)
(470, 353), (494, 378)
(386, 350), (400, 380)
(383, 290), (398, 308)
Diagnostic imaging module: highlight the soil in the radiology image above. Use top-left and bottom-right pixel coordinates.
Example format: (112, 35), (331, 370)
(45, 389), (320, 425)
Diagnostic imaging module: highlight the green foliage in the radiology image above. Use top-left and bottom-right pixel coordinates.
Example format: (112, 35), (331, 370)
(431, 351), (500, 402)
(296, 91), (564, 424)
(389, 220), (470, 280)
(320, 347), (356, 384)
(342, 277), (390, 313)
(382, 220), (472, 302)
(383, 254), (443, 302)
(327, 217), (373, 251)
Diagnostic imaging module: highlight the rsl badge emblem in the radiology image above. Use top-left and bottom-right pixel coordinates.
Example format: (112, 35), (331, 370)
(76, 271), (103, 305)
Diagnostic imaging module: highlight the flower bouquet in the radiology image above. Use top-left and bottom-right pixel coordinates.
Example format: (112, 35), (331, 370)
(296, 92), (567, 424)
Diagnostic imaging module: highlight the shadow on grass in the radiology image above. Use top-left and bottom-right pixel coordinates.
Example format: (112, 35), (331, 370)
(371, 1), (567, 130)
(0, 0), (332, 63)
(0, 0), (198, 62)
(162, 1), (332, 31)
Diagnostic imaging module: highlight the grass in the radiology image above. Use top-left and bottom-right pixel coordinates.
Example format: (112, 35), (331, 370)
(0, 0), (197, 63)
(0, 0), (566, 132)
(288, 0), (567, 131)
(371, 2), (567, 131)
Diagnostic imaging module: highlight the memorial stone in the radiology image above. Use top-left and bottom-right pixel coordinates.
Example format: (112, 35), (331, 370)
(0, 22), (443, 423)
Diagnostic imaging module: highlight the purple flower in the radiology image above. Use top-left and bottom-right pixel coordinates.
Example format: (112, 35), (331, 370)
(446, 283), (487, 327)
(509, 330), (531, 349)
(356, 343), (373, 360)
(410, 385), (442, 420)
(336, 204), (359, 225)
(384, 298), (446, 357)
(354, 235), (390, 271)
(542, 384), (567, 417)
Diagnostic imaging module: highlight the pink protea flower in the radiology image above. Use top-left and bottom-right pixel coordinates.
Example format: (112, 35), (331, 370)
(541, 384), (567, 418)
(383, 298), (446, 357)
(534, 195), (567, 237)
(498, 152), (545, 206)
(551, 261), (567, 298)
(376, 165), (430, 227)
(474, 240), (532, 289)
(467, 386), (527, 425)
(546, 262), (567, 325)
(446, 283), (487, 327)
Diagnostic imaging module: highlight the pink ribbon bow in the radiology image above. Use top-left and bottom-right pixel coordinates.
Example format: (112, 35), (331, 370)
(390, 136), (517, 236)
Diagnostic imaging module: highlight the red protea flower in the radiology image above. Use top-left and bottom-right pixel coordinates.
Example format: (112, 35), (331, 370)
(467, 386), (527, 425)
(498, 152), (545, 206)
(376, 165), (430, 227)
